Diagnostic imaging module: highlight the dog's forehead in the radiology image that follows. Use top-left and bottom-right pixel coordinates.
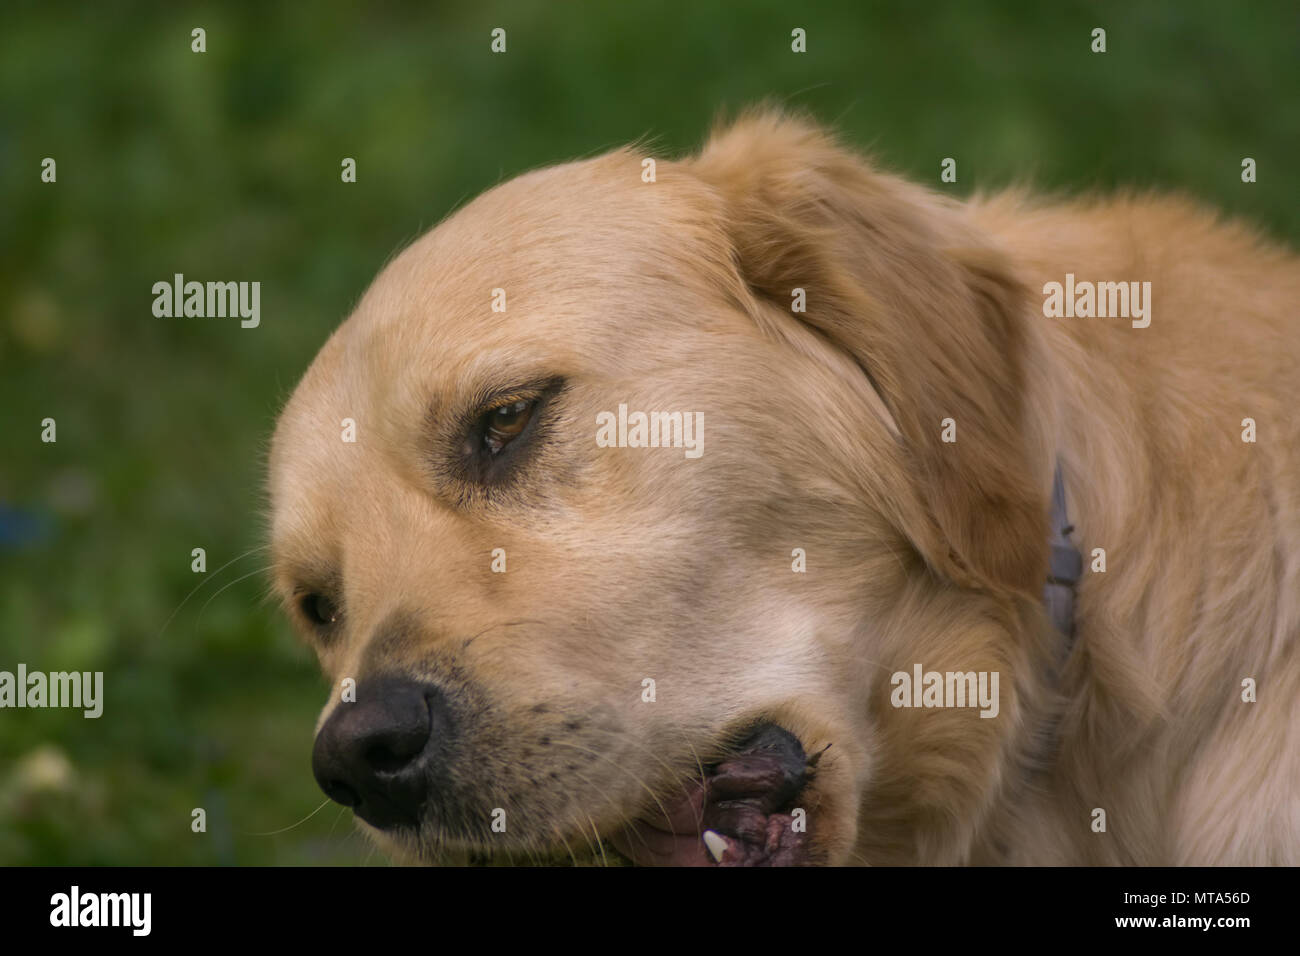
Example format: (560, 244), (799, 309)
(357, 154), (714, 342)
(283, 156), (727, 397)
(268, 152), (733, 528)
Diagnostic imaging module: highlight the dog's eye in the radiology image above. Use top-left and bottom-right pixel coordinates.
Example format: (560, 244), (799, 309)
(480, 399), (537, 455)
(300, 592), (340, 628)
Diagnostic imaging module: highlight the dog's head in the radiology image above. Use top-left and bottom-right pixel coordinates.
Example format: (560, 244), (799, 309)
(268, 111), (1055, 865)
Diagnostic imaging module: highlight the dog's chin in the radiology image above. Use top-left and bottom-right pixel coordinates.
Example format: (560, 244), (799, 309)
(360, 722), (820, 866)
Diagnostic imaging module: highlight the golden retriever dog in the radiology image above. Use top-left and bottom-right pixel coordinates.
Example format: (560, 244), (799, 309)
(268, 109), (1300, 865)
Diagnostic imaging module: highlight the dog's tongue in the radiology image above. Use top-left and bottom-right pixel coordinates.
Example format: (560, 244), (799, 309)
(610, 724), (814, 866)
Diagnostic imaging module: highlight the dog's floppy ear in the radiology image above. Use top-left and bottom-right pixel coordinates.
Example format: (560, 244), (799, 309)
(691, 110), (1047, 594)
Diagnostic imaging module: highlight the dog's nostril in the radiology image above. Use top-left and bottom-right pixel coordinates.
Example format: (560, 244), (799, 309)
(321, 779), (360, 808)
(365, 738), (424, 774)
(359, 707), (435, 773)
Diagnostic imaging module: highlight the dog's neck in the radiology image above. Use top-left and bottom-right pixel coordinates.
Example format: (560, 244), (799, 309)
(1043, 464), (1082, 640)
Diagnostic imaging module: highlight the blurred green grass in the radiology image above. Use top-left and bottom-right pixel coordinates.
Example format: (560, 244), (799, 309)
(0, 0), (1296, 864)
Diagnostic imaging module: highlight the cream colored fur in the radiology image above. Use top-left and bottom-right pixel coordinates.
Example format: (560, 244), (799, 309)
(269, 109), (1300, 865)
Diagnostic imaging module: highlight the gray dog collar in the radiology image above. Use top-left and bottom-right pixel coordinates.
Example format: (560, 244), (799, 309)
(1044, 464), (1083, 641)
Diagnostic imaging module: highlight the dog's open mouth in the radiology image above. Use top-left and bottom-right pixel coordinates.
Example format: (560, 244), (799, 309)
(609, 723), (820, 866)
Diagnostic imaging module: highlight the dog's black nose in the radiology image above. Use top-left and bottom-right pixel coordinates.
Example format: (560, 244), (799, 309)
(311, 676), (448, 830)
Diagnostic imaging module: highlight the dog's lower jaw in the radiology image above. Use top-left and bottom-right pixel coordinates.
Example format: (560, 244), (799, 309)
(354, 719), (867, 866)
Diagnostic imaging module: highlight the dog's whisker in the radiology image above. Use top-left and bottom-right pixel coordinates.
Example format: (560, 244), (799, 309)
(582, 811), (610, 868)
(518, 833), (541, 868)
(326, 804), (349, 845)
(156, 544), (270, 639)
(582, 724), (703, 810)
(559, 801), (602, 865)
(561, 817), (596, 865)
(678, 732), (709, 805)
(194, 564), (274, 624)
(238, 797), (333, 837)
(552, 827), (580, 867)
(550, 740), (680, 839)
(559, 765), (627, 865)
(619, 820), (656, 859)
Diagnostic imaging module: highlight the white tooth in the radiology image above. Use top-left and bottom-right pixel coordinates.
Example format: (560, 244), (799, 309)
(702, 829), (727, 863)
